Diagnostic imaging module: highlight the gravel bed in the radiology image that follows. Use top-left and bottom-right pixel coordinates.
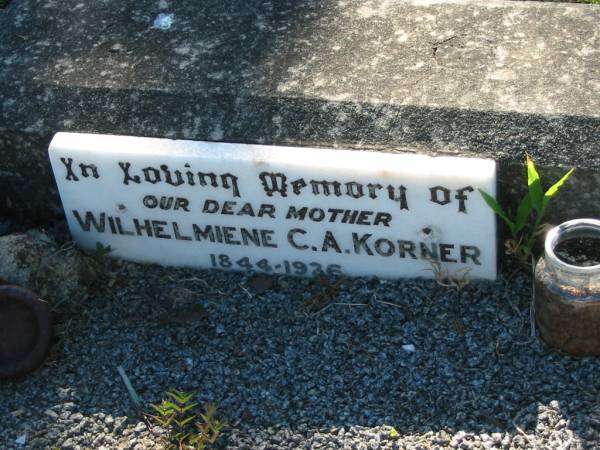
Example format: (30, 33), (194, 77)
(1, 259), (600, 449)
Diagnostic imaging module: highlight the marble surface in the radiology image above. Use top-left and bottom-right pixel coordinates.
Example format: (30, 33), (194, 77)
(49, 132), (497, 279)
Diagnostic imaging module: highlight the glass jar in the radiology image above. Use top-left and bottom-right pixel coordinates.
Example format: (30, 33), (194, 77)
(534, 219), (600, 356)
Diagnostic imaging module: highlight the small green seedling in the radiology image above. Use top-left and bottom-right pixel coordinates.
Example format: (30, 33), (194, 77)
(190, 403), (226, 450)
(79, 241), (117, 296)
(83, 241), (113, 274)
(479, 156), (574, 263)
(94, 242), (112, 258)
(147, 390), (226, 450)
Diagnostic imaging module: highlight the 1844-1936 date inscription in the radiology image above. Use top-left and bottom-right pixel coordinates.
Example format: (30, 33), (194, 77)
(209, 254), (343, 276)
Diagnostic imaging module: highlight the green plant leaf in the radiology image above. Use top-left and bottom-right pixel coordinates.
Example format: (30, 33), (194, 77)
(212, 420), (226, 431)
(542, 168), (575, 213)
(152, 403), (172, 415)
(514, 194), (532, 234)
(147, 390), (225, 450)
(168, 390), (194, 404)
(526, 156), (544, 212)
(176, 415), (196, 426)
(167, 391), (182, 403)
(180, 402), (198, 414)
(478, 189), (515, 235)
(162, 400), (179, 411)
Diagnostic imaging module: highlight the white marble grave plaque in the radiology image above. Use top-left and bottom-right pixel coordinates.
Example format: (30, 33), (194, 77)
(49, 133), (497, 280)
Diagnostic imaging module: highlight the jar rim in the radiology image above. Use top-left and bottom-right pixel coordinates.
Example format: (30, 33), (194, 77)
(545, 218), (600, 273)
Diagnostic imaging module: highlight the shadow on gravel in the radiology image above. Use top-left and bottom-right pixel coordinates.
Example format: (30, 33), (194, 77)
(2, 265), (599, 447)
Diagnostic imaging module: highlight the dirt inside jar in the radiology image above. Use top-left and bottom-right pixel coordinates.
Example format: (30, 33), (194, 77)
(554, 237), (600, 267)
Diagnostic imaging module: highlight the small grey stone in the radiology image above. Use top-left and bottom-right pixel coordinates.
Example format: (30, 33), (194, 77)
(44, 409), (58, 419)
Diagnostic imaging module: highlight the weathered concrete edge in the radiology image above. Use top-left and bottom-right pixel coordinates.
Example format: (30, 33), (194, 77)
(2, 84), (598, 163)
(0, 115), (594, 227)
(1, 89), (598, 224)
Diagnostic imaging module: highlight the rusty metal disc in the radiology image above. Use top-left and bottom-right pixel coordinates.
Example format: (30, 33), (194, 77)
(0, 285), (53, 379)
